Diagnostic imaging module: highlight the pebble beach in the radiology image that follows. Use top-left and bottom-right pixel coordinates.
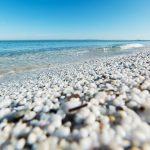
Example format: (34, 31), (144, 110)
(0, 49), (150, 150)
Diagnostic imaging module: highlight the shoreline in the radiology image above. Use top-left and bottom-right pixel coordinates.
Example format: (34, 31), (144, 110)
(0, 44), (148, 79)
(0, 47), (147, 83)
(0, 49), (150, 149)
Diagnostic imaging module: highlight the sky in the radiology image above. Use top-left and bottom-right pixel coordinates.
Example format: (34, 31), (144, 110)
(0, 0), (150, 40)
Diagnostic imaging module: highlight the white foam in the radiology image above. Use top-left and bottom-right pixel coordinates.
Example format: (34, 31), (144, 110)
(120, 43), (144, 50)
(76, 50), (89, 55)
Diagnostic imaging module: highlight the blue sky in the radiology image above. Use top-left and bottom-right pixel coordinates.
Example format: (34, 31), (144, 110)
(0, 0), (150, 40)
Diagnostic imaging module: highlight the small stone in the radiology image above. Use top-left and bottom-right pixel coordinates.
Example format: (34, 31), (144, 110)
(75, 108), (90, 123)
(61, 98), (82, 112)
(46, 125), (55, 135)
(12, 122), (31, 138)
(27, 133), (37, 144)
(15, 138), (26, 150)
(50, 114), (62, 128)
(54, 126), (70, 138)
(85, 113), (96, 124)
(37, 139), (51, 150)
(95, 91), (107, 104)
(127, 101), (138, 108)
(141, 79), (150, 90)
(59, 139), (68, 149)
(1, 110), (27, 122)
(113, 95), (125, 106)
(139, 102), (150, 123)
(34, 105), (43, 112)
(48, 137), (58, 150)
(80, 137), (92, 150)
(108, 114), (116, 123)
(80, 128), (88, 138)
(23, 111), (36, 121)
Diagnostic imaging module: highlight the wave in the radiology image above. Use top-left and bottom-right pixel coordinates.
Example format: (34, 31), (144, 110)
(119, 43), (144, 50)
(96, 43), (144, 52)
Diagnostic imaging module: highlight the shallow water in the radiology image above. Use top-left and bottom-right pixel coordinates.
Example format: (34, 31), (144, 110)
(0, 40), (150, 76)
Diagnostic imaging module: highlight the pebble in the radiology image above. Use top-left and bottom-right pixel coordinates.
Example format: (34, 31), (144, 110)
(113, 95), (125, 106)
(127, 101), (138, 108)
(85, 113), (96, 125)
(50, 114), (62, 128)
(15, 138), (26, 150)
(34, 105), (43, 112)
(139, 102), (150, 123)
(0, 50), (150, 149)
(37, 139), (51, 150)
(1, 109), (27, 122)
(80, 128), (89, 138)
(75, 108), (90, 123)
(54, 126), (70, 138)
(94, 91), (107, 104)
(61, 98), (82, 112)
(80, 137), (92, 150)
(141, 79), (150, 90)
(27, 133), (37, 144)
(23, 111), (36, 121)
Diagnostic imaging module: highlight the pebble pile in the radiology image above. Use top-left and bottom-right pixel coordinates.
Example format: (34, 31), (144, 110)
(0, 50), (150, 150)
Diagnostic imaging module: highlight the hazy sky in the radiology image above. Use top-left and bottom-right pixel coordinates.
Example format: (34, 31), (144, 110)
(0, 0), (150, 40)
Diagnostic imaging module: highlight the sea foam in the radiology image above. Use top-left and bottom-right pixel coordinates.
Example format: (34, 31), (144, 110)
(120, 43), (144, 50)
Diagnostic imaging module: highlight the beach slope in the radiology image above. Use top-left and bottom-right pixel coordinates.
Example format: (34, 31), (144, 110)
(0, 50), (150, 150)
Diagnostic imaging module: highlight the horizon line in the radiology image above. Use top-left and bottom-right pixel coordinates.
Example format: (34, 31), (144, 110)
(0, 39), (150, 41)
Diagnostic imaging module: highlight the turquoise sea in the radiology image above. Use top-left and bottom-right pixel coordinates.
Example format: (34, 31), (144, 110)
(0, 40), (150, 75)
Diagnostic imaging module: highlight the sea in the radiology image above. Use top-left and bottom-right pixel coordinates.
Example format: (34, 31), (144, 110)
(0, 40), (150, 76)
